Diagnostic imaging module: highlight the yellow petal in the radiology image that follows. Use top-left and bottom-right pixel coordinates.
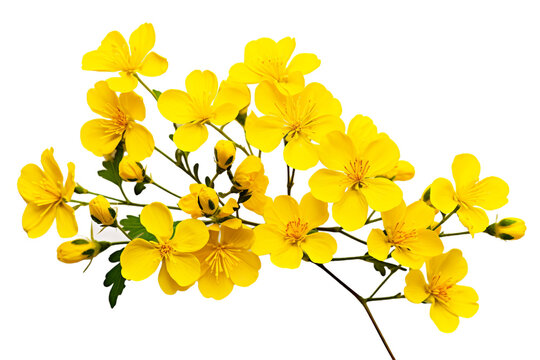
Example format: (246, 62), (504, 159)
(381, 201), (406, 231)
(138, 52), (168, 76)
(129, 23), (155, 66)
(363, 137), (400, 176)
(367, 229), (391, 261)
(361, 177), (403, 212)
(214, 80), (251, 109)
(270, 244), (303, 269)
(212, 103), (239, 126)
(317, 131), (355, 171)
(430, 178), (459, 214)
(430, 301), (460, 333)
(446, 285), (479, 318)
(198, 269), (234, 300)
(220, 226), (254, 249)
(124, 123), (154, 161)
(140, 202), (173, 242)
(276, 71), (305, 95)
(309, 115), (346, 144)
(169, 219), (209, 252)
(427, 249), (467, 284)
(254, 81), (285, 116)
(332, 189), (368, 231)
(391, 248), (425, 269)
(173, 123), (208, 152)
(277, 37), (296, 64)
(264, 195), (300, 227)
(309, 169), (348, 203)
(457, 206), (489, 234)
(228, 62), (261, 83)
(252, 224), (284, 255)
(87, 81), (120, 119)
(452, 153), (480, 192)
(404, 269), (429, 303)
(347, 115), (379, 152)
(243, 192), (271, 216)
(82, 31), (129, 72)
(407, 229), (444, 258)
(80, 119), (122, 157)
(157, 89), (196, 124)
(283, 135), (319, 170)
(119, 91), (145, 121)
(467, 176), (509, 210)
(302, 232), (337, 263)
(17, 164), (46, 203)
(63, 162), (75, 201)
(287, 53), (321, 75)
(299, 192), (329, 229)
(106, 72), (138, 93)
(185, 70), (218, 106)
(165, 253), (201, 286)
(120, 239), (161, 281)
(403, 201), (436, 230)
(178, 193), (202, 218)
(245, 113), (285, 152)
(158, 261), (191, 295)
(41, 148), (63, 184)
(22, 203), (56, 238)
(56, 203), (78, 238)
(228, 251), (261, 287)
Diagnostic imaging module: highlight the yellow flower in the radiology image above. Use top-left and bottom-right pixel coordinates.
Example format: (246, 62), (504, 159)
(82, 23), (168, 93)
(404, 249), (479, 333)
(179, 184), (238, 219)
(214, 140), (236, 171)
(17, 148), (77, 238)
(430, 154), (509, 235)
(118, 156), (145, 182)
(157, 70), (248, 152)
(195, 223), (261, 300)
(229, 37), (320, 95)
(120, 202), (209, 295)
(485, 217), (526, 240)
(89, 195), (116, 226)
(309, 115), (403, 231)
(57, 238), (103, 264)
(385, 160), (415, 181)
(246, 82), (344, 170)
(80, 81), (154, 161)
(367, 201), (444, 269)
(252, 193), (337, 269)
(232, 156), (271, 215)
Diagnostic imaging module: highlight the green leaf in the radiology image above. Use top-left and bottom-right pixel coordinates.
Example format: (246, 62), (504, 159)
(97, 144), (124, 186)
(205, 176), (212, 187)
(193, 163), (200, 179)
(373, 262), (387, 276)
(103, 248), (126, 309)
(108, 249), (123, 263)
(119, 215), (157, 242)
(153, 90), (162, 99)
(134, 182), (147, 195)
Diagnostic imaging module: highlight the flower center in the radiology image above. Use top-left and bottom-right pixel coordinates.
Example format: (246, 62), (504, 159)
(204, 244), (241, 278)
(284, 218), (310, 244)
(102, 107), (130, 136)
(428, 273), (454, 303)
(34, 177), (63, 206)
(387, 223), (417, 246)
(344, 159), (370, 188)
(159, 243), (173, 258)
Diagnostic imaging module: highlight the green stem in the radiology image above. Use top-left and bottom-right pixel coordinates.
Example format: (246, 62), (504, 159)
(366, 210), (376, 223)
(108, 201), (182, 211)
(366, 217), (382, 225)
(70, 199), (89, 206)
(366, 294), (405, 302)
(207, 123), (250, 156)
(118, 184), (130, 203)
(439, 231), (470, 237)
(432, 205), (460, 231)
(151, 180), (182, 199)
(85, 191), (124, 202)
(368, 267), (399, 299)
(117, 226), (133, 241)
(286, 166), (295, 196)
(133, 73), (158, 101)
(210, 172), (220, 188)
(317, 227), (367, 245)
(155, 146), (200, 183)
(331, 256), (405, 271)
(109, 241), (130, 246)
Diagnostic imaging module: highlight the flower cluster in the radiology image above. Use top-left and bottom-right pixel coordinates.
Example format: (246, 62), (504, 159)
(17, 23), (527, 357)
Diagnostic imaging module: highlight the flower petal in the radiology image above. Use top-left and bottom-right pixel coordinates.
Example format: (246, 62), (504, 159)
(287, 53), (321, 75)
(309, 169), (348, 203)
(427, 249), (467, 284)
(106, 72), (138, 93)
(254, 81), (285, 116)
(173, 123), (208, 152)
(361, 177), (403, 212)
(22, 203), (56, 238)
(157, 89), (196, 124)
(446, 285), (479, 318)
(452, 153), (480, 192)
(283, 135), (319, 170)
(185, 70), (218, 106)
(41, 148), (63, 184)
(363, 137), (400, 176)
(264, 195), (300, 227)
(467, 176), (509, 210)
(119, 92), (146, 121)
(404, 269), (429, 303)
(403, 201), (436, 230)
(347, 115), (379, 153)
(245, 113), (285, 152)
(276, 71), (305, 95)
(252, 224), (284, 255)
(332, 189), (368, 231)
(120, 239), (161, 281)
(228, 62), (261, 83)
(212, 103), (239, 126)
(270, 244), (303, 269)
(198, 269), (234, 300)
(367, 229), (391, 261)
(228, 251), (261, 287)
(381, 201), (406, 231)
(165, 253), (201, 286)
(56, 203), (78, 238)
(302, 232), (337, 263)
(82, 31), (129, 72)
(17, 164), (46, 203)
(392, 248), (425, 269)
(430, 301), (460, 333)
(299, 192), (329, 229)
(169, 219), (209, 252)
(80, 119), (122, 157)
(158, 261), (192, 295)
(429, 178), (459, 214)
(129, 23), (155, 66)
(277, 37), (295, 64)
(124, 122), (154, 161)
(138, 52), (168, 76)
(87, 81), (120, 119)
(140, 202), (173, 242)
(318, 131), (355, 171)
(457, 206), (489, 235)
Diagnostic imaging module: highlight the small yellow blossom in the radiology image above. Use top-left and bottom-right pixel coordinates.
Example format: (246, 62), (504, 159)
(485, 217), (526, 240)
(118, 156), (145, 182)
(214, 140), (236, 171)
(229, 37), (320, 95)
(81, 81), (154, 161)
(232, 156), (271, 215)
(252, 193), (337, 269)
(179, 184), (238, 219)
(430, 154), (509, 235)
(82, 23), (168, 92)
(404, 249), (479, 333)
(17, 148), (77, 238)
(89, 195), (116, 226)
(157, 70), (249, 152)
(195, 223), (261, 300)
(309, 115), (403, 231)
(385, 160), (415, 181)
(57, 238), (103, 264)
(368, 201), (444, 269)
(120, 202), (209, 294)
(246, 81), (344, 170)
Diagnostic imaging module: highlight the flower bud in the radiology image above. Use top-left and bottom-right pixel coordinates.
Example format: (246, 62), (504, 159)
(386, 160), (415, 181)
(214, 140), (236, 172)
(89, 195), (116, 226)
(57, 239), (106, 264)
(485, 218), (526, 240)
(119, 156), (145, 182)
(197, 186), (220, 216)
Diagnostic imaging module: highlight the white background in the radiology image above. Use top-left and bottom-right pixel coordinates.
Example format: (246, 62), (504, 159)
(1, 1), (539, 359)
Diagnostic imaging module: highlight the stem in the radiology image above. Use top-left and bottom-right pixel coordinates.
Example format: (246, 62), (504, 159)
(315, 263), (396, 360)
(210, 172), (219, 188)
(368, 267), (398, 299)
(366, 217), (382, 225)
(117, 226), (133, 241)
(85, 191), (124, 202)
(432, 205), (460, 231)
(331, 256), (406, 271)
(118, 184), (130, 203)
(286, 166), (295, 196)
(155, 146), (200, 183)
(366, 210), (376, 223)
(109, 241), (130, 246)
(440, 231), (470, 237)
(317, 227), (368, 245)
(133, 73), (158, 101)
(151, 180), (182, 199)
(207, 123), (249, 156)
(366, 294), (405, 302)
(70, 199), (89, 206)
(108, 202), (182, 211)
(235, 218), (261, 227)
